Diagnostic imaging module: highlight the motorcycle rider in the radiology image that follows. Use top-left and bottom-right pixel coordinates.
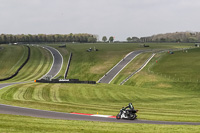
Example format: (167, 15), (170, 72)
(125, 103), (135, 116)
(116, 103), (138, 120)
(125, 103), (134, 110)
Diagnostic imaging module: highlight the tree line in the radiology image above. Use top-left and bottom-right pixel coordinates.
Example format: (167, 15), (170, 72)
(102, 36), (114, 42)
(0, 33), (97, 44)
(127, 31), (200, 43)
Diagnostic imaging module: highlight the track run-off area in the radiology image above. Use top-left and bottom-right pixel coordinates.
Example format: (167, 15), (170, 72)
(0, 44), (200, 125)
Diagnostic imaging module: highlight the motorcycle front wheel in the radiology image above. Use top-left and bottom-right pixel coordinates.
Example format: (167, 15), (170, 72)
(116, 114), (121, 119)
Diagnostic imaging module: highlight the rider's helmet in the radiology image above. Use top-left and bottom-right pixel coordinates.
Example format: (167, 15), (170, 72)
(129, 103), (134, 109)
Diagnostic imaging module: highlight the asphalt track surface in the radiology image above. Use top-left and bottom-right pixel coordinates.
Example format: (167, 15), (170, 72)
(1, 47), (200, 125)
(1, 104), (200, 125)
(40, 46), (63, 79)
(98, 50), (144, 83)
(120, 53), (156, 85)
(98, 49), (176, 84)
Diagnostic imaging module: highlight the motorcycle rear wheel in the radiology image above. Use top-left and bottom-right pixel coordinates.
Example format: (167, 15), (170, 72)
(130, 114), (137, 120)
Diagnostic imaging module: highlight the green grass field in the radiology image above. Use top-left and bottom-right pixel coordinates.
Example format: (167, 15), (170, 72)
(150, 48), (200, 82)
(0, 45), (53, 83)
(57, 43), (194, 81)
(1, 80), (200, 122)
(0, 44), (27, 79)
(0, 43), (200, 132)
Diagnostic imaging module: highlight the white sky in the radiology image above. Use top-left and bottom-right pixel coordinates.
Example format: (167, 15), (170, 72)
(0, 0), (200, 41)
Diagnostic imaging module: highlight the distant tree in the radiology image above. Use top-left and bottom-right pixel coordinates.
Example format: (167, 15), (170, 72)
(109, 36), (114, 43)
(102, 36), (107, 42)
(88, 36), (97, 43)
(0, 33), (98, 44)
(132, 37), (140, 42)
(69, 33), (73, 42)
(140, 37), (147, 42)
(176, 39), (181, 42)
(1, 34), (7, 43)
(127, 37), (132, 42)
(73, 34), (80, 42)
(160, 38), (166, 42)
(188, 37), (198, 42)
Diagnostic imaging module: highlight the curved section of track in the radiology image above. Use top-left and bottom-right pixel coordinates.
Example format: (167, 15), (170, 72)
(40, 46), (63, 79)
(1, 48), (200, 125)
(0, 104), (200, 125)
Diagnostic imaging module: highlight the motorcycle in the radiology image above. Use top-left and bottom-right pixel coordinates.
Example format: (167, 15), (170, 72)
(116, 107), (138, 120)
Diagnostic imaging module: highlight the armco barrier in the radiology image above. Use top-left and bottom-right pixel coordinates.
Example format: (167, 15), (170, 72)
(0, 46), (30, 81)
(36, 79), (96, 84)
(64, 53), (72, 79)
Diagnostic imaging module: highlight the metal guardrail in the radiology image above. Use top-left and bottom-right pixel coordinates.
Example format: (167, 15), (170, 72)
(64, 52), (72, 79)
(36, 79), (96, 84)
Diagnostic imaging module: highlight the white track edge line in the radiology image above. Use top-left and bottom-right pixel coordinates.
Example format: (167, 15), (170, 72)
(120, 53), (156, 85)
(39, 46), (55, 80)
(108, 53), (141, 84)
(49, 46), (63, 79)
(97, 52), (134, 83)
(39, 46), (63, 80)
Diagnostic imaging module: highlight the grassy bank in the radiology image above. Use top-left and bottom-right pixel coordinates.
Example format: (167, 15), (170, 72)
(0, 45), (53, 83)
(1, 81), (200, 122)
(50, 43), (193, 81)
(0, 45), (27, 79)
(0, 43), (200, 122)
(150, 48), (200, 82)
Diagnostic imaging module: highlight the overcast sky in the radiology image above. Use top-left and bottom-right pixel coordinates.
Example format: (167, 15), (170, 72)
(1, 0), (200, 41)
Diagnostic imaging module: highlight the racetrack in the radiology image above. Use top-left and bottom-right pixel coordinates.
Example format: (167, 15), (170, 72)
(98, 50), (144, 83)
(0, 103), (200, 125)
(0, 46), (200, 125)
(40, 46), (63, 79)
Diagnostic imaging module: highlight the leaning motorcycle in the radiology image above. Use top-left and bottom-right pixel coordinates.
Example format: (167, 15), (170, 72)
(116, 107), (138, 120)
